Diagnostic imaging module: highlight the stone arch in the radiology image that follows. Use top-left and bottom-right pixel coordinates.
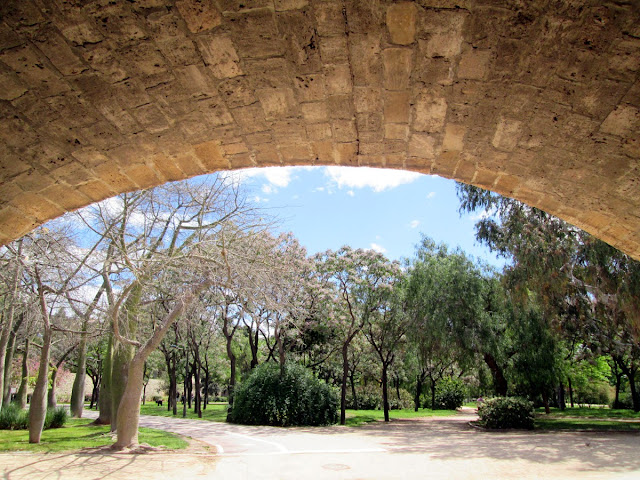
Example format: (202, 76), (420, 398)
(0, 1), (638, 257)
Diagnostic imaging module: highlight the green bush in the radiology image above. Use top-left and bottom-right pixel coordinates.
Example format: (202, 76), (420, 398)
(389, 388), (414, 410)
(228, 362), (339, 427)
(478, 397), (535, 429)
(0, 404), (28, 430)
(346, 384), (382, 410)
(434, 377), (466, 410)
(44, 407), (68, 429)
(611, 392), (635, 410)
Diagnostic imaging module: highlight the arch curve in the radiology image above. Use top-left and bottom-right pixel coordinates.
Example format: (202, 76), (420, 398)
(0, 0), (638, 257)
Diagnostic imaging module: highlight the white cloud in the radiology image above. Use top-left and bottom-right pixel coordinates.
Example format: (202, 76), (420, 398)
(221, 166), (314, 189)
(324, 166), (422, 192)
(409, 220), (420, 229)
(347, 190), (355, 197)
(427, 191), (436, 199)
(262, 184), (276, 195)
(369, 242), (387, 254)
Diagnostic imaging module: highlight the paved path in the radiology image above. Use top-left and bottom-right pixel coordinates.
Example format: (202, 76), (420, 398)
(2, 409), (640, 479)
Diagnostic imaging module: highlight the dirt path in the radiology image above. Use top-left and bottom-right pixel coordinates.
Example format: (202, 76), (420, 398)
(2, 410), (640, 479)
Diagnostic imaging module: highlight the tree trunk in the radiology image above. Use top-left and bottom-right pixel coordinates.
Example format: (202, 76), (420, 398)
(111, 341), (135, 432)
(70, 330), (88, 417)
(114, 359), (145, 449)
(340, 343), (349, 425)
(557, 382), (566, 411)
(2, 313), (24, 407)
(542, 390), (551, 414)
(226, 336), (236, 405)
(194, 362), (202, 418)
(483, 353), (508, 396)
(349, 371), (358, 410)
(16, 338), (29, 409)
(203, 365), (210, 410)
(415, 373), (425, 412)
(0, 240), (22, 409)
(96, 336), (113, 425)
(430, 379), (436, 410)
(614, 373), (622, 409)
(627, 369), (640, 413)
(382, 363), (390, 422)
(28, 327), (52, 443)
(48, 364), (59, 408)
(568, 376), (574, 408)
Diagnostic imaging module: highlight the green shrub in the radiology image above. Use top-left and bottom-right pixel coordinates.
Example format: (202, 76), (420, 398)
(44, 407), (68, 429)
(478, 397), (535, 429)
(434, 377), (466, 410)
(611, 392), (635, 410)
(389, 388), (414, 410)
(346, 384), (382, 410)
(228, 362), (339, 427)
(0, 404), (28, 430)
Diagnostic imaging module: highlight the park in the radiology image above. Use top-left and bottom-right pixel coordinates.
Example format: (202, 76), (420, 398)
(0, 0), (639, 478)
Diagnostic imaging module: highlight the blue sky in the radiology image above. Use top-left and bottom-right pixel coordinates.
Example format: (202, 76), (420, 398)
(223, 166), (506, 269)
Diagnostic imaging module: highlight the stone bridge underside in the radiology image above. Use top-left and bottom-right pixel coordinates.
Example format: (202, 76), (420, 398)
(0, 0), (639, 256)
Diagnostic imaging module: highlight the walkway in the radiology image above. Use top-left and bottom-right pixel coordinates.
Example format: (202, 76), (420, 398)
(2, 409), (640, 479)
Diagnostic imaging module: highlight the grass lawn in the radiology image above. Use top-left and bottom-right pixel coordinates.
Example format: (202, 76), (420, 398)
(0, 418), (189, 453)
(139, 401), (228, 422)
(345, 408), (459, 426)
(533, 407), (640, 432)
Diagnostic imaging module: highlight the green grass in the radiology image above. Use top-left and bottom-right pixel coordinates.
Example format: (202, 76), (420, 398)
(536, 407), (640, 419)
(345, 408), (459, 426)
(0, 418), (189, 452)
(139, 402), (228, 422)
(532, 407), (640, 432)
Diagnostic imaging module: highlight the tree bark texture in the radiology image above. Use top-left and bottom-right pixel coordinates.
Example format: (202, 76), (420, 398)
(16, 338), (29, 409)
(96, 336), (113, 425)
(28, 327), (51, 443)
(70, 330), (88, 417)
(340, 343), (349, 425)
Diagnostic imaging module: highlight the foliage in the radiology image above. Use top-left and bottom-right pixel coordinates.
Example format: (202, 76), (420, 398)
(478, 397), (535, 429)
(0, 404), (28, 430)
(389, 388), (414, 410)
(434, 377), (466, 410)
(228, 362), (339, 427)
(1, 405), (68, 430)
(345, 383), (382, 410)
(44, 407), (68, 429)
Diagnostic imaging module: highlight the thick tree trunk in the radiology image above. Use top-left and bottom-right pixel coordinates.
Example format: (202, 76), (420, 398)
(430, 379), (436, 410)
(70, 331), (88, 417)
(96, 336), (113, 425)
(16, 339), (29, 409)
(114, 359), (145, 449)
(542, 390), (551, 414)
(483, 353), (508, 396)
(226, 337), (236, 405)
(557, 382), (566, 411)
(382, 364), (390, 422)
(110, 341), (135, 432)
(568, 376), (574, 407)
(340, 343), (349, 426)
(28, 327), (52, 443)
(194, 362), (202, 418)
(349, 371), (358, 410)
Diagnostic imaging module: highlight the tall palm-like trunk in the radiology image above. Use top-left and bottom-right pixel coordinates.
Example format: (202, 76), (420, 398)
(96, 336), (113, 425)
(70, 325), (88, 417)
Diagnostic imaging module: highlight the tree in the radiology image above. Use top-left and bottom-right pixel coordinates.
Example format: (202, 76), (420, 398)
(315, 247), (400, 425)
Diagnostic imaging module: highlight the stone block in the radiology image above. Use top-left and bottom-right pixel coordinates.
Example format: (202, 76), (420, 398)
(41, 183), (91, 211)
(151, 154), (187, 182)
(386, 3), (417, 45)
(319, 35), (349, 63)
(492, 117), (522, 152)
(302, 102), (329, 122)
(383, 48), (412, 90)
(353, 87), (382, 113)
(132, 104), (171, 134)
(356, 112), (383, 132)
(246, 133), (274, 145)
(231, 104), (267, 133)
(384, 123), (409, 140)
(412, 95), (447, 132)
(350, 34), (382, 86)
(384, 91), (411, 124)
(174, 153), (207, 177)
(194, 140), (229, 171)
(176, 0), (222, 33)
(294, 73), (326, 102)
(217, 76), (257, 108)
(275, 0), (309, 11)
(442, 124), (466, 151)
(313, 0), (345, 36)
(327, 95), (354, 119)
(423, 32), (463, 59)
(254, 144), (282, 165)
(228, 152), (255, 169)
(11, 191), (64, 223)
(0, 72), (27, 101)
(227, 9), (284, 58)
(335, 142), (358, 165)
(31, 26), (86, 76)
(197, 35), (242, 79)
(257, 88), (297, 120)
(408, 133), (436, 158)
(222, 142), (249, 156)
(324, 63), (353, 95)
(600, 105), (639, 138)
(306, 122), (333, 140)
(280, 143), (312, 162)
(0, 45), (70, 98)
(311, 141), (334, 164)
(332, 119), (357, 142)
(458, 49), (492, 80)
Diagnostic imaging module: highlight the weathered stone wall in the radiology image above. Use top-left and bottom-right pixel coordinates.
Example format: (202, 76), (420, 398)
(0, 1), (639, 256)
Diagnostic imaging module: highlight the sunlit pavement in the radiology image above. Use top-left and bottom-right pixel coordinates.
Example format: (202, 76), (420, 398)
(2, 409), (640, 479)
